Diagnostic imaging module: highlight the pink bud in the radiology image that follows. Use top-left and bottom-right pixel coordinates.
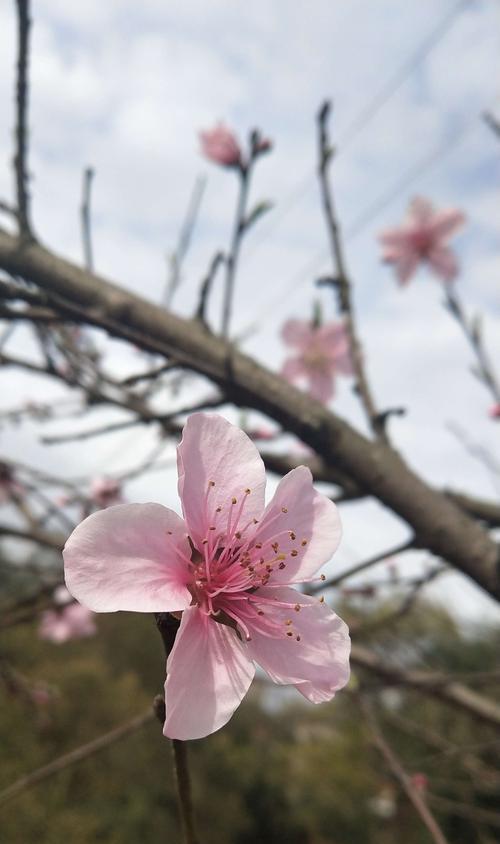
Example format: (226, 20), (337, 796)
(199, 123), (242, 167)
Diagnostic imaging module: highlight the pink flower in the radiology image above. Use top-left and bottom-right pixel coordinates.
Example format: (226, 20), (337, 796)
(63, 413), (350, 741)
(90, 476), (123, 509)
(379, 197), (465, 284)
(39, 602), (97, 644)
(489, 403), (500, 419)
(281, 319), (353, 403)
(199, 123), (242, 167)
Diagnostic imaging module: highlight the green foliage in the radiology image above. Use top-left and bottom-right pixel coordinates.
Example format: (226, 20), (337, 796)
(1, 602), (499, 843)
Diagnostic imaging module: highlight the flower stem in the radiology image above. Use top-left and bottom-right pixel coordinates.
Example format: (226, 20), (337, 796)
(172, 739), (199, 844)
(155, 613), (201, 844)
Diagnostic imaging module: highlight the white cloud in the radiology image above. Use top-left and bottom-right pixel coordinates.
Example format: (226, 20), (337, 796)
(0, 0), (499, 623)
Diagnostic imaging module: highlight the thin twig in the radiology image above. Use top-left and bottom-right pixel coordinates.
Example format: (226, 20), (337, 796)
(0, 709), (154, 807)
(164, 175), (206, 308)
(444, 289), (500, 405)
(310, 538), (415, 593)
(361, 697), (450, 844)
(195, 251), (225, 327)
(13, 0), (33, 237)
(222, 163), (252, 338)
(352, 644), (500, 730)
(80, 167), (95, 273)
(317, 101), (387, 442)
(428, 793), (500, 830)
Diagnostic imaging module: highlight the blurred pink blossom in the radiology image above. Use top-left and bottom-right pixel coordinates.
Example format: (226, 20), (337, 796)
(379, 197), (465, 285)
(64, 413), (350, 741)
(281, 319), (353, 403)
(199, 123), (242, 167)
(31, 685), (52, 706)
(489, 403), (500, 419)
(39, 602), (96, 644)
(245, 426), (279, 442)
(90, 476), (123, 509)
(410, 773), (428, 793)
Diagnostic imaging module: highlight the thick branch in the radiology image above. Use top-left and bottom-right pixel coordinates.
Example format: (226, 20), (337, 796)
(0, 229), (498, 600)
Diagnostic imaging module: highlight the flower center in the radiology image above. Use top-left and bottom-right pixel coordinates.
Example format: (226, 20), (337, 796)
(178, 481), (319, 642)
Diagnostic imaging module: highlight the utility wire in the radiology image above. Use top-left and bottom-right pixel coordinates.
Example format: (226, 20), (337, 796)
(239, 115), (479, 341)
(242, 0), (469, 266)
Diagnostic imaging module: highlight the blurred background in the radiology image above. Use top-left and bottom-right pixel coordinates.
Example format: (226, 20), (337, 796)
(1, 0), (499, 841)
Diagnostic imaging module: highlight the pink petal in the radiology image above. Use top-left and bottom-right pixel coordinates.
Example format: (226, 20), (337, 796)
(378, 228), (410, 248)
(394, 250), (420, 285)
(307, 369), (335, 402)
(246, 586), (350, 697)
(253, 466), (342, 585)
(427, 244), (459, 282)
(63, 503), (192, 613)
(408, 196), (434, 225)
(199, 124), (241, 167)
(281, 319), (314, 350)
(163, 607), (255, 740)
(427, 208), (465, 241)
(177, 413), (266, 550)
(282, 356), (307, 383)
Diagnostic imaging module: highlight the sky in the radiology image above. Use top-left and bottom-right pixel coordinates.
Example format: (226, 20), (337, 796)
(0, 0), (499, 623)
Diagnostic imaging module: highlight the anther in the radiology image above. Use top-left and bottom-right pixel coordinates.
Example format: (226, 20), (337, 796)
(209, 526), (216, 531)
(255, 543), (262, 549)
(278, 561), (286, 570)
(257, 610), (264, 616)
(208, 480), (215, 487)
(319, 596), (325, 603)
(294, 603), (301, 612)
(167, 530), (173, 535)
(320, 574), (326, 581)
(286, 631), (293, 637)
(216, 506), (222, 512)
(285, 619), (292, 625)
(289, 531), (296, 540)
(296, 635), (301, 642)
(202, 539), (208, 545)
(245, 488), (251, 494)
(281, 507), (288, 514)
(235, 531), (242, 539)
(253, 518), (259, 524)
(301, 540), (307, 546)
(232, 497), (237, 505)
(290, 550), (298, 557)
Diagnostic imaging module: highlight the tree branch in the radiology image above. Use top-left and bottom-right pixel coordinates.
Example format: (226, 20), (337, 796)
(352, 644), (500, 730)
(0, 228), (498, 600)
(361, 697), (450, 844)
